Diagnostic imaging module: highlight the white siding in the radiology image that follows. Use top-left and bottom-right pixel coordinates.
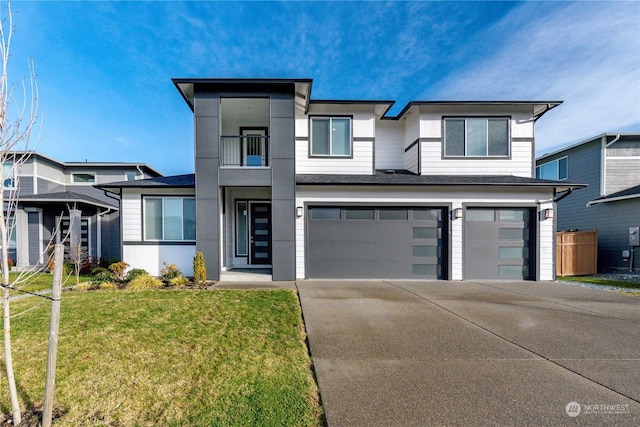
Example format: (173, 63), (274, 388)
(404, 144), (419, 174)
(421, 139), (533, 177)
(124, 245), (196, 277)
(296, 139), (374, 174)
(122, 190), (143, 241)
(295, 185), (554, 280)
(375, 120), (404, 170)
(538, 200), (555, 281)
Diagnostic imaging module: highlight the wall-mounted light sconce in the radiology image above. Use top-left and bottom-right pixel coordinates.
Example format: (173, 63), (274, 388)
(451, 208), (463, 220)
(543, 208), (554, 220)
(296, 206), (304, 218)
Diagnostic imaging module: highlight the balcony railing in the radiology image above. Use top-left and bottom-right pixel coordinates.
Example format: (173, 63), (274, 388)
(221, 135), (270, 167)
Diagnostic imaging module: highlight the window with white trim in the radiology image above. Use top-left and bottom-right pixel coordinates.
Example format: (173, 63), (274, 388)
(444, 118), (510, 157)
(2, 162), (15, 189)
(310, 117), (352, 156)
(536, 157), (568, 180)
(144, 197), (196, 241)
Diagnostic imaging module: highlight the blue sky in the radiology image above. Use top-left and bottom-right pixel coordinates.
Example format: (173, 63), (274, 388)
(8, 1), (640, 176)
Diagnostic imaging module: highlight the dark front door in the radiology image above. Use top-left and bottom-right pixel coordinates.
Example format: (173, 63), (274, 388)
(250, 203), (272, 265)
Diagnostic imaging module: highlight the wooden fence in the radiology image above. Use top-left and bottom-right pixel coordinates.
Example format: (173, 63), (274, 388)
(556, 230), (598, 276)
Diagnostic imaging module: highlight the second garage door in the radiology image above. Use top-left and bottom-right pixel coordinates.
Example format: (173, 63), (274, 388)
(465, 207), (535, 280)
(306, 206), (447, 279)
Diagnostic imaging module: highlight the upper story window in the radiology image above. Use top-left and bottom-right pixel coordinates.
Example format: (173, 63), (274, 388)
(310, 117), (352, 157)
(72, 173), (96, 184)
(126, 172), (139, 181)
(2, 162), (15, 189)
(144, 197), (196, 241)
(444, 118), (510, 157)
(536, 157), (568, 181)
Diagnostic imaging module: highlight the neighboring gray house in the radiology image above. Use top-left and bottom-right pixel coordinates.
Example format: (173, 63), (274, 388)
(5, 152), (162, 269)
(99, 78), (580, 282)
(536, 132), (640, 271)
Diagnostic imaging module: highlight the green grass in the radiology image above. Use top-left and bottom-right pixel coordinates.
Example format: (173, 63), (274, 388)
(2, 290), (322, 426)
(6, 272), (92, 294)
(558, 276), (640, 290)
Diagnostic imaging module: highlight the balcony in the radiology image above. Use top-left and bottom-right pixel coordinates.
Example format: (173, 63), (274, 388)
(221, 135), (269, 167)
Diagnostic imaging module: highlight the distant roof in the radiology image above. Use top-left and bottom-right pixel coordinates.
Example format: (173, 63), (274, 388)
(537, 132), (640, 161)
(297, 170), (584, 191)
(587, 184), (640, 206)
(19, 191), (117, 210)
(10, 151), (163, 177)
(96, 174), (196, 190)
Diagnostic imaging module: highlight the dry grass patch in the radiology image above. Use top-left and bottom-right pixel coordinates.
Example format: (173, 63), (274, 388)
(2, 290), (322, 426)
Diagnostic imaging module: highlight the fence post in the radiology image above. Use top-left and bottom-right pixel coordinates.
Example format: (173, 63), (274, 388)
(42, 244), (64, 427)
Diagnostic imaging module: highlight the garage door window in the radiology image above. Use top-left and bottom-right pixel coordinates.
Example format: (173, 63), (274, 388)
(499, 228), (525, 240)
(413, 227), (438, 239)
(499, 247), (528, 259)
(311, 208), (341, 220)
(379, 208), (408, 220)
(499, 209), (529, 221)
(345, 208), (374, 220)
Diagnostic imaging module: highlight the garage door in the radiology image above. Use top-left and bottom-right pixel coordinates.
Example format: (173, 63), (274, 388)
(306, 206), (446, 279)
(465, 208), (535, 280)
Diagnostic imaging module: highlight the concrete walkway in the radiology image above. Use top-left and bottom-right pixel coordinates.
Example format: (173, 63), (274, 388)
(296, 280), (640, 426)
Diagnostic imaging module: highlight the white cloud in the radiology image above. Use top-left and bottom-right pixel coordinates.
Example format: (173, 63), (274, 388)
(430, 2), (640, 154)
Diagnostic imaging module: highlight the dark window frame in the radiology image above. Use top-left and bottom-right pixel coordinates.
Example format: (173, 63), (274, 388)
(443, 116), (511, 159)
(308, 115), (354, 158)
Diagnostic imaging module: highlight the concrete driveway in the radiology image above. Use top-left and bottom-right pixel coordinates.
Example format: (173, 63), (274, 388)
(296, 280), (640, 426)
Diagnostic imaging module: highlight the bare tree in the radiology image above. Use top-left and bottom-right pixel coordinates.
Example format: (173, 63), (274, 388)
(0, 0), (38, 423)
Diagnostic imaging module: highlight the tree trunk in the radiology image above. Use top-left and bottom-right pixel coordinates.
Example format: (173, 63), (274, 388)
(1, 214), (21, 425)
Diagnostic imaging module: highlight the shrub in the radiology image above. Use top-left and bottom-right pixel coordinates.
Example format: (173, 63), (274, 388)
(125, 268), (148, 282)
(63, 262), (74, 276)
(91, 267), (108, 275)
(169, 275), (190, 287)
(98, 282), (117, 291)
(108, 261), (130, 281)
(74, 283), (92, 291)
(193, 252), (207, 284)
(160, 262), (182, 282)
(91, 271), (116, 285)
(127, 274), (163, 290)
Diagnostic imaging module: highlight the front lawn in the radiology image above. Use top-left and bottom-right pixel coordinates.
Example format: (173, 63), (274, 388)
(2, 290), (322, 426)
(6, 272), (92, 294)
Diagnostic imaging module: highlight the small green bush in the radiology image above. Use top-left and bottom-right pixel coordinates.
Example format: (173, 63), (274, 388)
(91, 271), (116, 285)
(194, 252), (207, 284)
(160, 262), (182, 282)
(108, 261), (130, 281)
(125, 268), (148, 282)
(169, 275), (190, 287)
(127, 274), (163, 290)
(91, 267), (108, 275)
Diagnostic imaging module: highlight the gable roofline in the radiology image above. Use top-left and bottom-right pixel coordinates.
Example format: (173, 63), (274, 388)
(390, 101), (563, 122)
(537, 132), (640, 161)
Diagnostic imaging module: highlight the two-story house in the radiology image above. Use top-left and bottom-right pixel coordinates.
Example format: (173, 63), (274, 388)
(98, 78), (582, 281)
(5, 152), (161, 269)
(536, 132), (640, 271)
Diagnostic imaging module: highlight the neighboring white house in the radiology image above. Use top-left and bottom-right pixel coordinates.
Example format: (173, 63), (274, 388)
(98, 79), (582, 281)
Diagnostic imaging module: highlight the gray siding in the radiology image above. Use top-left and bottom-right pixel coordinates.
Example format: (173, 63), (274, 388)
(553, 140), (602, 232)
(587, 199), (640, 269)
(37, 178), (65, 194)
(605, 158), (640, 195)
(64, 184), (117, 205)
